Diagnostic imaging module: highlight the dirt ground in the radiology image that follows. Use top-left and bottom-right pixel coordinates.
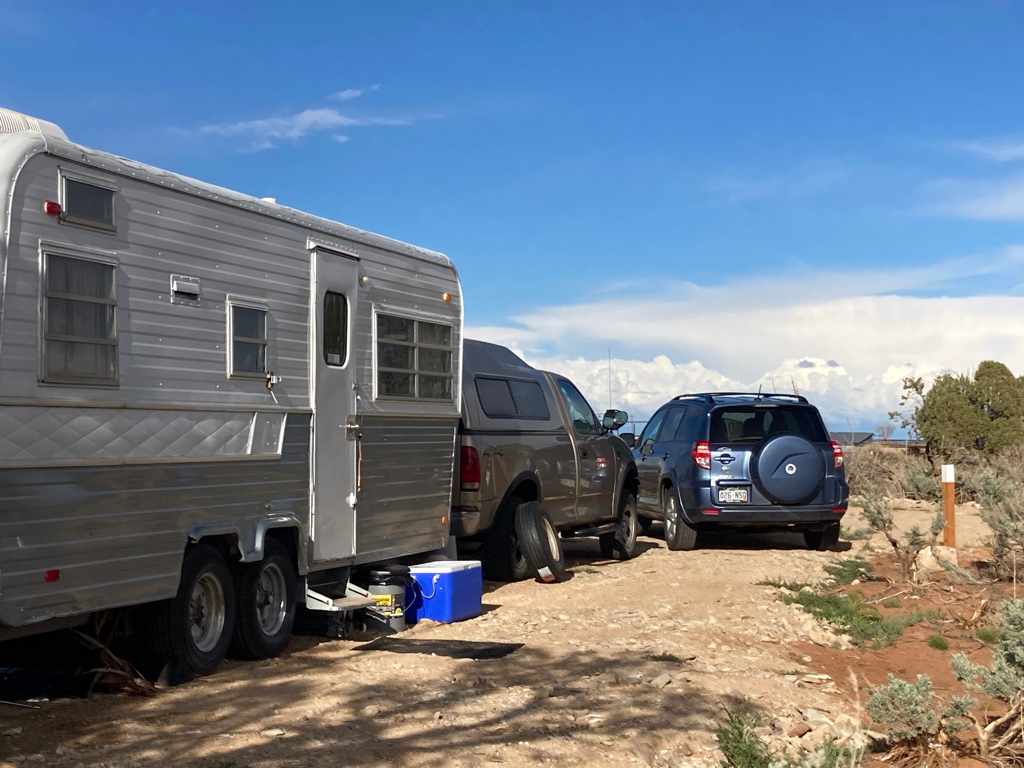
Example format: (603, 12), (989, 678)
(0, 503), (1000, 768)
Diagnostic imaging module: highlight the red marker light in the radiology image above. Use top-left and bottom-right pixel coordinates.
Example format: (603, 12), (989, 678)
(44, 568), (61, 583)
(43, 200), (62, 217)
(702, 508), (721, 516)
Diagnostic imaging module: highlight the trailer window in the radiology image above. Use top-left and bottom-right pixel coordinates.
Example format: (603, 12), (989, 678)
(376, 313), (454, 400)
(228, 301), (268, 376)
(323, 292), (348, 367)
(43, 253), (118, 385)
(61, 176), (116, 231)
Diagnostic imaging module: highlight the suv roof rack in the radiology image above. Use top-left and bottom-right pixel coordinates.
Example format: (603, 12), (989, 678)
(672, 392), (810, 405)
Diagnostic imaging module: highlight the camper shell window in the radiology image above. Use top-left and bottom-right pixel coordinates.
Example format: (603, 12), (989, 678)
(476, 377), (551, 420)
(227, 299), (268, 377)
(60, 173), (116, 231)
(42, 252), (118, 385)
(376, 313), (454, 401)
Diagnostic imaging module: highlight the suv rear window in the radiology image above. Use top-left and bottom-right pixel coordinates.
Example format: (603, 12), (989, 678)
(710, 406), (827, 443)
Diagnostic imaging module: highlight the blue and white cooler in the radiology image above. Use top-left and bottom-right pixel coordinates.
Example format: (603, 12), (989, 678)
(405, 560), (482, 624)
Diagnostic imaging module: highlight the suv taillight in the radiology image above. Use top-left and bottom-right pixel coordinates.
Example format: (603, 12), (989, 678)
(830, 440), (844, 470)
(460, 445), (481, 489)
(692, 440), (711, 470)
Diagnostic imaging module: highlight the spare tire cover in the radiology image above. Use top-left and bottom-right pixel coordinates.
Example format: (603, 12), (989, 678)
(755, 435), (825, 505)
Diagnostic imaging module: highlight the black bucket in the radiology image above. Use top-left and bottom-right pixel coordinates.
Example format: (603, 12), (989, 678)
(366, 565), (411, 633)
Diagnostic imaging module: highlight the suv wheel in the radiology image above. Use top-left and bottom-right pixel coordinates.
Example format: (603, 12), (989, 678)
(482, 496), (532, 582)
(803, 522), (840, 551)
(663, 493), (698, 551)
(600, 493), (639, 560)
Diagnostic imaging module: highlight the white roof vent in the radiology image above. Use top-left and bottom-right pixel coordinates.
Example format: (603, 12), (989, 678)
(0, 107), (69, 142)
(260, 197), (278, 205)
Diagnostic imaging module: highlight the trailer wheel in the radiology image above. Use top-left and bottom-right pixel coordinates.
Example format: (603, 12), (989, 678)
(514, 502), (567, 583)
(231, 538), (298, 660)
(154, 543), (237, 682)
(600, 493), (640, 560)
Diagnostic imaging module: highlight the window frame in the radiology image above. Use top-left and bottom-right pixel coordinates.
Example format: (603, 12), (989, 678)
(475, 375), (552, 421)
(58, 168), (118, 233)
(322, 290), (350, 368)
(226, 295), (270, 379)
(373, 308), (455, 402)
(555, 377), (600, 436)
(39, 244), (120, 387)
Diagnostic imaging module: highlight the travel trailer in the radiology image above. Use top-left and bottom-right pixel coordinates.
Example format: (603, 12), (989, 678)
(0, 108), (462, 676)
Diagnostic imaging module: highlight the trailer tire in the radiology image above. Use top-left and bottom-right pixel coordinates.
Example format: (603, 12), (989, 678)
(154, 543), (237, 682)
(482, 496), (531, 582)
(231, 539), (298, 660)
(514, 502), (567, 583)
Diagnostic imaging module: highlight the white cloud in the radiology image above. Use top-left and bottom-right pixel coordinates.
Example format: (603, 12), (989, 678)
(924, 176), (1024, 220)
(466, 251), (1024, 428)
(330, 84), (381, 102)
(332, 134), (351, 144)
(949, 138), (1024, 163)
(195, 99), (425, 151)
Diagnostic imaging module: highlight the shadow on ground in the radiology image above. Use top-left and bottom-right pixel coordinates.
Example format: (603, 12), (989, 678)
(1, 639), (752, 767)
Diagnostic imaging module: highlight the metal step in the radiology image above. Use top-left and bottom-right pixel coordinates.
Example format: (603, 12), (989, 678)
(304, 586), (373, 613)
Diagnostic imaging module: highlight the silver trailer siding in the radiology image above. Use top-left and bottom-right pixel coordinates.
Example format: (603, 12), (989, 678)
(0, 109), (462, 639)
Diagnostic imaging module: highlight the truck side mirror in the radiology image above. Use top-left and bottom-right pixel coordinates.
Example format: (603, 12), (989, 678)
(602, 409), (628, 431)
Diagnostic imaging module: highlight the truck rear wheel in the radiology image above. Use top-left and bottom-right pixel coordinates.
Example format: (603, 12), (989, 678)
(514, 502), (567, 582)
(482, 496), (531, 582)
(153, 543), (237, 682)
(600, 494), (639, 560)
(231, 539), (298, 660)
(663, 493), (699, 551)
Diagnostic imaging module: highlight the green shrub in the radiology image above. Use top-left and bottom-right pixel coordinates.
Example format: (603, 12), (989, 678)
(975, 626), (1000, 644)
(715, 708), (863, 768)
(824, 558), (872, 585)
(784, 590), (932, 648)
(926, 635), (949, 651)
(979, 483), (1024, 582)
(867, 675), (939, 744)
(953, 599), (1024, 702)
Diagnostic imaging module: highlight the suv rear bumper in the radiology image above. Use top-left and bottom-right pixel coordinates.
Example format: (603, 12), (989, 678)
(679, 486), (846, 527)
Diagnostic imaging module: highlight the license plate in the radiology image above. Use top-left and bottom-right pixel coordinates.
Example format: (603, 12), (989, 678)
(718, 487), (749, 504)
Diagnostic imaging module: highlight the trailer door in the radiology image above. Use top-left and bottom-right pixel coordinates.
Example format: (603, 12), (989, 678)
(311, 249), (360, 562)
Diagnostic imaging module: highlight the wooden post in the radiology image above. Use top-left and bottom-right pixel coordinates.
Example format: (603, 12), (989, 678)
(941, 464), (956, 548)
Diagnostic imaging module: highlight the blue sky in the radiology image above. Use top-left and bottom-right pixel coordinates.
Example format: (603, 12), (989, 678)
(5, 2), (1024, 428)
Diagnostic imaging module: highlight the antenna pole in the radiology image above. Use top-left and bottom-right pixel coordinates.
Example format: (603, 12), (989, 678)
(607, 348), (612, 411)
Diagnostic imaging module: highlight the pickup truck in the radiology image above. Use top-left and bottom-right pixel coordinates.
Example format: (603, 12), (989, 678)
(451, 340), (639, 580)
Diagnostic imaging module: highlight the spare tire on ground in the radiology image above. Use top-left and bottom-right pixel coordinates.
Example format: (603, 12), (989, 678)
(514, 502), (567, 583)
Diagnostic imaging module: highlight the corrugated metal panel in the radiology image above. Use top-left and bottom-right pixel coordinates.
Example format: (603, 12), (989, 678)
(0, 414), (310, 628)
(355, 416), (455, 561)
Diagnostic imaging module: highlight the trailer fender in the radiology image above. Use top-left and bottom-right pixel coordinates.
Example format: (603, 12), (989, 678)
(188, 515), (303, 570)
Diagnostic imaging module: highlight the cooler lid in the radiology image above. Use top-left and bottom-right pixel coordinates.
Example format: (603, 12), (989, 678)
(409, 560), (481, 574)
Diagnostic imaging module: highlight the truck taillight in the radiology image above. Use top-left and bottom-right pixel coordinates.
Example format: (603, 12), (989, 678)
(692, 440), (711, 470)
(460, 445), (481, 489)
(830, 440), (844, 470)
